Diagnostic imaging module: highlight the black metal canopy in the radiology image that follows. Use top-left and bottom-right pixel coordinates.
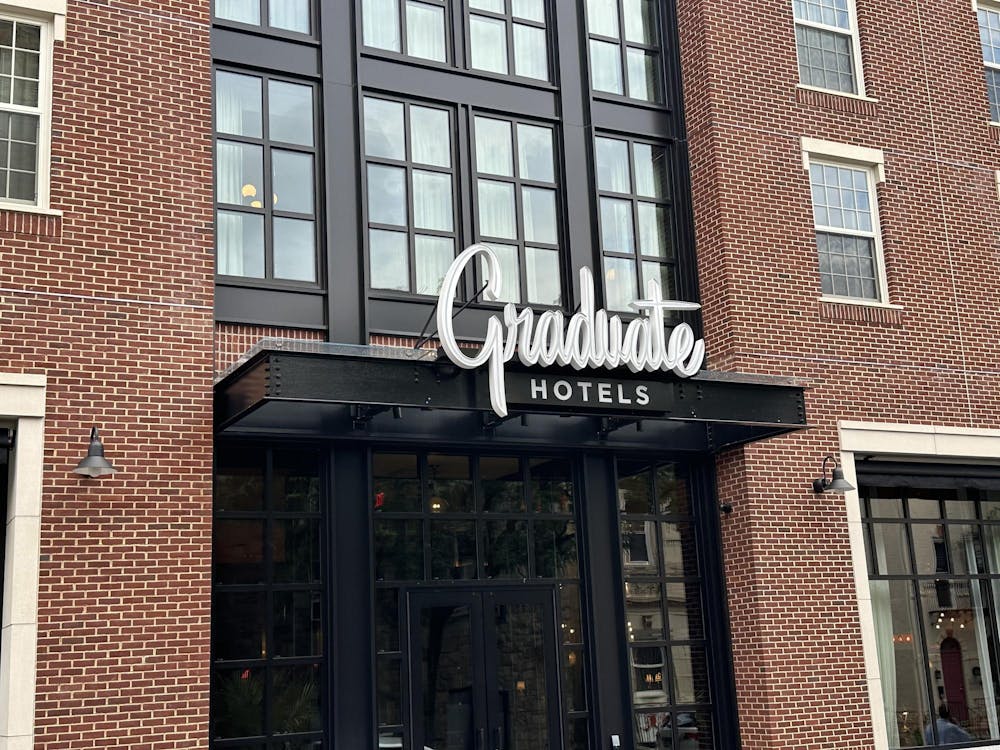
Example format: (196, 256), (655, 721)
(215, 340), (809, 453)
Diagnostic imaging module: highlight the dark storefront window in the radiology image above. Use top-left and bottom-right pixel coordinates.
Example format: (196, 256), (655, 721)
(616, 459), (714, 749)
(862, 486), (1000, 748)
(372, 452), (588, 749)
(212, 445), (325, 748)
(594, 134), (673, 312)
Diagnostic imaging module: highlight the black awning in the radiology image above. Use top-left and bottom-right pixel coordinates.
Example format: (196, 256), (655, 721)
(214, 340), (810, 453)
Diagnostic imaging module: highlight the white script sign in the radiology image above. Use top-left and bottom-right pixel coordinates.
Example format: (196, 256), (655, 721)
(436, 244), (706, 417)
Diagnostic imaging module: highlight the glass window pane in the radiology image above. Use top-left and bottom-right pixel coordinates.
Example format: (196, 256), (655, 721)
(14, 23), (40, 51)
(484, 520), (529, 578)
(596, 137), (631, 192)
(272, 666), (321, 732)
(535, 520), (578, 578)
(14, 50), (39, 79)
(480, 243), (521, 303)
(516, 124), (554, 183)
(637, 203), (669, 258)
(870, 522), (912, 575)
(364, 97), (405, 160)
(374, 587), (399, 652)
(216, 71), (262, 137)
(374, 519), (424, 580)
(269, 0), (310, 33)
(363, 0), (401, 51)
(216, 0), (260, 25)
(11, 78), (37, 107)
(481, 456), (525, 512)
(586, 0), (620, 37)
(560, 583), (583, 643)
(512, 0), (545, 22)
(478, 179), (517, 239)
(411, 106), (451, 167)
(367, 164), (407, 226)
(531, 457), (574, 513)
(273, 518), (320, 582)
(629, 645), (667, 706)
(671, 645), (709, 704)
(412, 170), (453, 231)
(564, 649), (587, 713)
(522, 186), (557, 244)
(471, 15), (509, 74)
(273, 590), (322, 656)
(618, 461), (653, 513)
(623, 0), (657, 45)
(430, 520), (478, 579)
(633, 143), (667, 198)
(622, 520), (657, 571)
(373, 453), (420, 510)
(470, 0), (505, 11)
(212, 667), (264, 738)
(272, 449), (321, 512)
(625, 581), (664, 640)
(272, 150), (314, 214)
(216, 445), (265, 511)
(213, 591), (266, 659)
(590, 39), (623, 94)
(273, 217), (316, 282)
(513, 23), (548, 80)
(268, 80), (314, 146)
(660, 521), (696, 577)
(376, 655), (403, 727)
(626, 47), (660, 102)
(415, 235), (454, 295)
(525, 246), (561, 306)
(642, 261), (675, 300)
(604, 256), (637, 311)
(369, 229), (409, 291)
(217, 211), (265, 278)
(406, 1), (447, 62)
(600, 197), (635, 252)
(214, 519), (265, 584)
(426, 454), (474, 512)
(475, 117), (514, 177)
(666, 581), (703, 640)
(216, 141), (263, 206)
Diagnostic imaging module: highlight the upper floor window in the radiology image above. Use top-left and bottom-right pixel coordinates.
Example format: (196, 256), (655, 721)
(215, 70), (319, 283)
(979, 2), (1000, 123)
(0, 10), (57, 211)
(585, 0), (662, 103)
(792, 0), (864, 96)
(363, 95), (457, 295)
(473, 114), (560, 305)
(214, 0), (312, 35)
(802, 138), (888, 304)
(360, 0), (552, 82)
(594, 134), (672, 311)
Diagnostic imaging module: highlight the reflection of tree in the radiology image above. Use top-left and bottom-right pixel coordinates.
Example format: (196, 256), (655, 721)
(375, 521), (422, 581)
(214, 670), (263, 737)
(534, 521), (578, 578)
(486, 521), (528, 578)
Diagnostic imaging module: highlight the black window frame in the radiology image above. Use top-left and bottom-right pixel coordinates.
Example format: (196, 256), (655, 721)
(584, 0), (667, 106)
(212, 0), (318, 40)
(213, 65), (324, 290)
(464, 0), (555, 84)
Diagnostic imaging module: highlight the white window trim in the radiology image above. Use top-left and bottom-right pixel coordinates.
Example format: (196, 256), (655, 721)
(978, 0), (1000, 125)
(791, 0), (868, 97)
(839, 421), (1000, 750)
(0, 372), (45, 750)
(801, 138), (889, 305)
(0, 1), (64, 214)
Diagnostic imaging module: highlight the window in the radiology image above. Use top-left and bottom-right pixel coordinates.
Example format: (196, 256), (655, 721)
(585, 0), (662, 102)
(214, 70), (319, 283)
(616, 460), (714, 749)
(473, 114), (561, 305)
(979, 2), (1000, 123)
(594, 134), (673, 312)
(861, 485), (1000, 748)
(467, 0), (550, 81)
(363, 95), (456, 295)
(361, 0), (448, 63)
(214, 0), (312, 34)
(212, 446), (325, 747)
(792, 0), (864, 95)
(0, 10), (57, 210)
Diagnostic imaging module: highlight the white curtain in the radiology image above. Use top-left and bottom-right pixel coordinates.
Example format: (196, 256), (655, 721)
(411, 107), (451, 168)
(412, 172), (453, 233)
(363, 0), (400, 51)
(216, 0), (258, 24)
(586, 0), (619, 37)
(269, 0), (310, 33)
(415, 236), (453, 296)
(600, 198), (635, 253)
(872, 530), (900, 747)
(478, 180), (516, 240)
(406, 1), (445, 62)
(513, 24), (548, 81)
(596, 138), (630, 192)
(470, 15), (508, 74)
(522, 187), (556, 245)
(475, 118), (513, 176)
(479, 244), (520, 303)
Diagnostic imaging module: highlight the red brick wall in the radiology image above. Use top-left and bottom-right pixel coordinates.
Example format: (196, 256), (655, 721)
(677, 0), (1000, 747)
(215, 323), (327, 377)
(0, 0), (214, 747)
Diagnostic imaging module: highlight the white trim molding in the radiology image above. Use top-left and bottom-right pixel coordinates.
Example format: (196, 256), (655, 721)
(801, 137), (886, 182)
(838, 421), (1000, 750)
(0, 372), (45, 750)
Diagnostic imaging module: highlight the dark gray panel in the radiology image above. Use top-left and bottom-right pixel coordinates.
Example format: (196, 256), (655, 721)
(215, 285), (326, 328)
(212, 28), (321, 77)
(591, 100), (675, 140)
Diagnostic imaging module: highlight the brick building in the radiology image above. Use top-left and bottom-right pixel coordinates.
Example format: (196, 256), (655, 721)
(0, 1), (998, 750)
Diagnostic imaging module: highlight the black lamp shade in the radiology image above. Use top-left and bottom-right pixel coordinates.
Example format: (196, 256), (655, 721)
(826, 466), (855, 493)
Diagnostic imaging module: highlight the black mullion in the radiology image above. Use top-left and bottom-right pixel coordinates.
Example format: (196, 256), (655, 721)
(510, 123), (530, 303)
(260, 76), (276, 280)
(616, 0), (629, 97)
(419, 454), (431, 579)
(262, 448), (275, 737)
(399, 0), (410, 57)
(504, 12), (516, 78)
(402, 103), (418, 293)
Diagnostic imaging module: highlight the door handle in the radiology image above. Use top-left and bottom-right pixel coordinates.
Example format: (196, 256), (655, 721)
(494, 726), (505, 750)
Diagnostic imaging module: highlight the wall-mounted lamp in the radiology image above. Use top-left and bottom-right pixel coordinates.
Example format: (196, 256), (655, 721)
(72, 426), (118, 477)
(812, 454), (854, 494)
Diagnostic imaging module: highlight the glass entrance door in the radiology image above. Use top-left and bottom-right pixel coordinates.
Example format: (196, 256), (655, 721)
(408, 588), (561, 750)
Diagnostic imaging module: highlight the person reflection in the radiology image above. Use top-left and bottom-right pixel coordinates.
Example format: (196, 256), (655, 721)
(924, 705), (973, 744)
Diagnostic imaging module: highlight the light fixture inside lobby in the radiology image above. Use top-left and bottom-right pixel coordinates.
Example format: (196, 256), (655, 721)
(72, 426), (118, 477)
(812, 454), (855, 494)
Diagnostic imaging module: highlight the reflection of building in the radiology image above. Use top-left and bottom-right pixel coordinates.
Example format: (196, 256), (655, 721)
(2, 0), (999, 749)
